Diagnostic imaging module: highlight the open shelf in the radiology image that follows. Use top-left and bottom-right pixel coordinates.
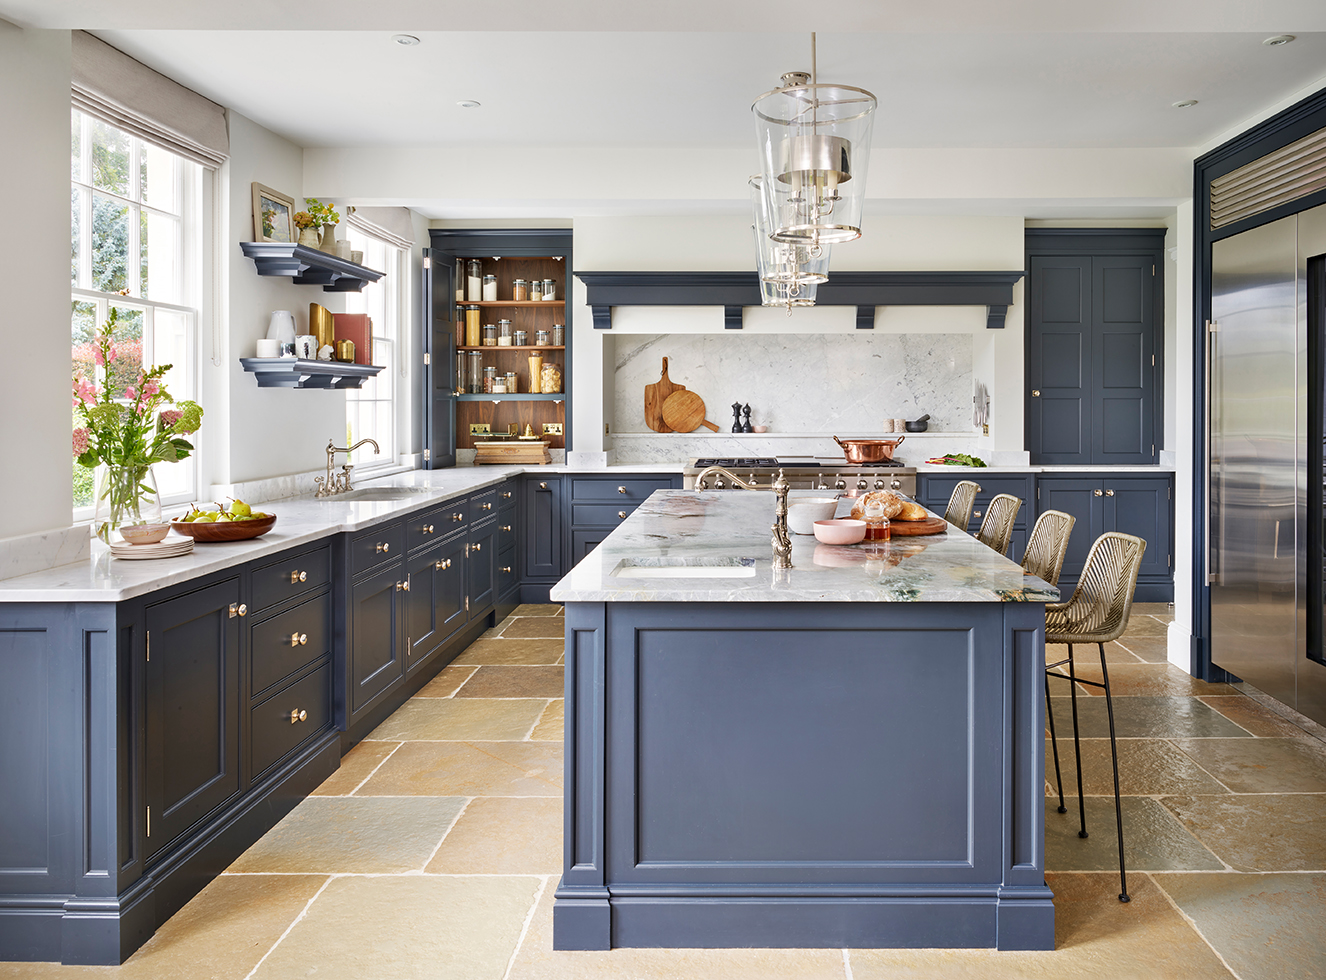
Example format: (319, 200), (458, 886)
(459, 300), (565, 308)
(239, 357), (384, 389)
(457, 345), (565, 352)
(457, 393), (564, 401)
(239, 242), (385, 292)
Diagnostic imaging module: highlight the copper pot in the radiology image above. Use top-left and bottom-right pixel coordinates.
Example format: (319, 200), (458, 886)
(834, 434), (906, 464)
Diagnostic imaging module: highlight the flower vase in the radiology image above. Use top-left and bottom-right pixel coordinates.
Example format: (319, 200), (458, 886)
(320, 224), (339, 253)
(297, 225), (321, 248)
(93, 463), (162, 543)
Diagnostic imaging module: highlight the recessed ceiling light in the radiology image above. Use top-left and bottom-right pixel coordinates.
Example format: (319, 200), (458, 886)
(391, 34), (421, 46)
(456, 100), (481, 108)
(1263, 34), (1296, 46)
(1172, 100), (1199, 109)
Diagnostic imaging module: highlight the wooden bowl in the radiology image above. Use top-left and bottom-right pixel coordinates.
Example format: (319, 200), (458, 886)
(171, 513), (277, 542)
(119, 523), (171, 545)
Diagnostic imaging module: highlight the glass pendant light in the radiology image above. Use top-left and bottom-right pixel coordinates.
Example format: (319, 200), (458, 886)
(752, 33), (876, 247)
(750, 174), (829, 311)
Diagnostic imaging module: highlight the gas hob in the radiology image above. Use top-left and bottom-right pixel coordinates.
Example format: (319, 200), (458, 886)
(683, 457), (916, 495)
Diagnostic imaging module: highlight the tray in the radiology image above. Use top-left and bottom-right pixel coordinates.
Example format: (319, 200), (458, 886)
(170, 513), (277, 542)
(888, 516), (949, 537)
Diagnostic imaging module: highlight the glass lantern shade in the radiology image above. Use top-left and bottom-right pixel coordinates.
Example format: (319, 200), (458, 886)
(752, 80), (876, 246)
(759, 277), (818, 308)
(749, 175), (830, 304)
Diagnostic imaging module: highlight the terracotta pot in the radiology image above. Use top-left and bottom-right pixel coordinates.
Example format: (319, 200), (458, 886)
(833, 435), (906, 464)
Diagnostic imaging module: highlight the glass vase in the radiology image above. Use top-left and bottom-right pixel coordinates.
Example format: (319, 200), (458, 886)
(92, 463), (162, 544)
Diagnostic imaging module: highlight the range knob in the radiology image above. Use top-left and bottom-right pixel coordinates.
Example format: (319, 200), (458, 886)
(857, 479), (869, 491)
(874, 479), (887, 490)
(714, 478), (726, 489)
(834, 478), (847, 490)
(891, 478), (902, 490)
(816, 480), (828, 490)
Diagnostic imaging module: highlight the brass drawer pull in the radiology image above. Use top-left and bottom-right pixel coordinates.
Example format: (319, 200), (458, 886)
(423, 524), (434, 534)
(376, 541), (390, 553)
(237, 603), (247, 617)
(618, 511), (627, 519)
(290, 570), (307, 584)
(1105, 489), (1115, 497)
(1094, 489), (1104, 497)
(501, 491), (512, 499)
(618, 486), (627, 494)
(500, 565), (512, 574)
(290, 632), (308, 647)
(396, 578), (411, 592)
(434, 558), (453, 571)
(481, 502), (492, 510)
(500, 524), (513, 533)
(452, 512), (464, 522)
(472, 542), (482, 553)
(538, 482), (549, 490)
(289, 708), (307, 724)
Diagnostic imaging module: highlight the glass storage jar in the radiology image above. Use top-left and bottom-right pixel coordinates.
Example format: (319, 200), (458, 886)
(483, 324), (497, 347)
(513, 329), (528, 346)
(512, 279), (529, 301)
(483, 366), (497, 393)
(466, 259), (483, 302)
(530, 280), (543, 302)
(536, 329), (550, 345)
(552, 324), (565, 346)
(540, 363), (562, 394)
(482, 274), (497, 301)
(466, 351), (483, 393)
(497, 319), (513, 346)
(465, 306), (481, 347)
(505, 371), (518, 393)
(542, 278), (556, 301)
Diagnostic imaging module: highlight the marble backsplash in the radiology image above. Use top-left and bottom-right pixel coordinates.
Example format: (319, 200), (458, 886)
(613, 333), (973, 436)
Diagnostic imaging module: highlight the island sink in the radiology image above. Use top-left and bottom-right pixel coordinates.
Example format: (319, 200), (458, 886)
(610, 558), (757, 579)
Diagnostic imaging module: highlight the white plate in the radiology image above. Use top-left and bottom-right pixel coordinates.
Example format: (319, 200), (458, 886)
(111, 539), (195, 559)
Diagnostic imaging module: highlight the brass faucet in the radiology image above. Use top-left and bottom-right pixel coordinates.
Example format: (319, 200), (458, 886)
(315, 438), (380, 497)
(694, 466), (793, 569)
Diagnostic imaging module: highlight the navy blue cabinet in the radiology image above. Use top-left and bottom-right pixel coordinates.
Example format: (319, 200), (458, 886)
(917, 473), (1034, 562)
(523, 476), (564, 587)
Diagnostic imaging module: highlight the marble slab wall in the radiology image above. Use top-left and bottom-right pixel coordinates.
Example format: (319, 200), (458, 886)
(613, 333), (973, 437)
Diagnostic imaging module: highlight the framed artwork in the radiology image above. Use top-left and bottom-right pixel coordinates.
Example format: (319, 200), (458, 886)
(251, 183), (295, 243)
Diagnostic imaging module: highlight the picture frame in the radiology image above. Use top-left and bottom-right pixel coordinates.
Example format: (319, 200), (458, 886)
(251, 183), (296, 243)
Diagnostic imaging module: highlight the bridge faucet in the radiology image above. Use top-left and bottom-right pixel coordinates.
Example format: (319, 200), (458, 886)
(694, 465), (793, 569)
(315, 438), (380, 497)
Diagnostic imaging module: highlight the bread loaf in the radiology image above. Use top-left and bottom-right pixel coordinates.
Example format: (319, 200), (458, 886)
(896, 500), (929, 521)
(850, 490), (904, 521)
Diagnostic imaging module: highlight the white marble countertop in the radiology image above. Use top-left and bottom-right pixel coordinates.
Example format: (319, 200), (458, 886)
(550, 490), (1059, 604)
(0, 463), (685, 603)
(910, 463), (1176, 473)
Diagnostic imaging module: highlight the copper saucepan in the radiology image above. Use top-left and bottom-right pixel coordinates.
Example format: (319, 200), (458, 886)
(833, 434), (906, 464)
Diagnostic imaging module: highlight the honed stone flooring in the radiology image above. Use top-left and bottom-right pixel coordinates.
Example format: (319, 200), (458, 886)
(8, 603), (1326, 979)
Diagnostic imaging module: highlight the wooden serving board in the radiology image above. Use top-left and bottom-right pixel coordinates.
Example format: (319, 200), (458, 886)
(888, 516), (949, 537)
(644, 357), (684, 432)
(661, 389), (720, 432)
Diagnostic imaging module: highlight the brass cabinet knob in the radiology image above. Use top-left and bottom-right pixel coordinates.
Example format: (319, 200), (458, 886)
(973, 510), (983, 519)
(290, 569), (307, 584)
(618, 511), (627, 519)
(237, 603), (247, 617)
(424, 524), (434, 534)
(289, 708), (307, 724)
(538, 482), (549, 490)
(481, 502), (492, 510)
(376, 541), (389, 553)
(1032, 389), (1041, 397)
(472, 542), (482, 553)
(618, 486), (627, 494)
(501, 565), (512, 574)
(396, 578), (411, 592)
(453, 512), (463, 522)
(1105, 489), (1115, 497)
(289, 632), (308, 647)
(1094, 489), (1104, 497)
(501, 491), (512, 499)
(500, 524), (512, 532)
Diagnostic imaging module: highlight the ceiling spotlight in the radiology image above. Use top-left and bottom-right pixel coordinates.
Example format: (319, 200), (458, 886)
(1263, 34), (1296, 46)
(456, 100), (481, 109)
(391, 34), (421, 46)
(1172, 100), (1199, 109)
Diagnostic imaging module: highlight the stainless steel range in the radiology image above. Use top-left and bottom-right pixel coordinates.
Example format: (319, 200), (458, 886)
(682, 457), (916, 496)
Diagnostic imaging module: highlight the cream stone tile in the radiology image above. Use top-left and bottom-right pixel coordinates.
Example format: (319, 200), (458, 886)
(500, 617), (566, 639)
(456, 665), (565, 699)
(414, 663), (479, 697)
(1113, 635), (1171, 663)
(367, 697), (548, 741)
(1045, 798), (1223, 872)
(1046, 641), (1142, 666)
(252, 875), (541, 980)
(357, 740), (562, 797)
(514, 603), (563, 617)
(1197, 695), (1318, 738)
(530, 700), (565, 741)
(1043, 737), (1228, 798)
(1060, 662), (1236, 698)
(310, 740), (400, 797)
(427, 796), (563, 874)
(1161, 794), (1326, 872)
(1173, 737), (1326, 794)
(453, 637), (565, 666)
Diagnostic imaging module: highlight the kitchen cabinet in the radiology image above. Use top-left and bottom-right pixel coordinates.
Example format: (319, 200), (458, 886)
(917, 473), (1034, 563)
(405, 532), (467, 672)
(1036, 474), (1172, 600)
(524, 475), (564, 585)
(348, 557), (406, 717)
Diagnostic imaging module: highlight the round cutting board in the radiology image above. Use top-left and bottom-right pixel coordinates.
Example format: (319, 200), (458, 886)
(888, 516), (949, 537)
(661, 390), (717, 432)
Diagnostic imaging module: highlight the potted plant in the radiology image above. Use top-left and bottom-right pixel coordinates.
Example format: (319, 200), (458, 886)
(304, 198), (341, 252)
(293, 209), (321, 248)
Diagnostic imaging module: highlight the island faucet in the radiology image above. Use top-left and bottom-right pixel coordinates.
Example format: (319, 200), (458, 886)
(315, 438), (380, 497)
(694, 465), (793, 569)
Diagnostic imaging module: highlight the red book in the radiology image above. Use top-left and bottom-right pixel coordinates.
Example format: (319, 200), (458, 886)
(332, 313), (372, 365)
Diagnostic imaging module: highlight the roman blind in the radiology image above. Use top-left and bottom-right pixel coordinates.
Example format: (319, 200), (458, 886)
(71, 31), (229, 169)
(1210, 124), (1326, 230)
(347, 207), (416, 249)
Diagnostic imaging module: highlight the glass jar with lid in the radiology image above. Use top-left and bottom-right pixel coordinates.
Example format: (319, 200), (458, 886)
(512, 279), (529, 301)
(505, 371), (518, 393)
(530, 280), (544, 302)
(497, 319), (513, 346)
(464, 306), (481, 347)
(542, 278), (556, 301)
(482, 274), (497, 302)
(466, 351), (483, 393)
(536, 329), (550, 346)
(514, 329), (528, 346)
(466, 259), (483, 302)
(483, 365), (497, 393)
(552, 324), (565, 346)
(483, 323), (497, 347)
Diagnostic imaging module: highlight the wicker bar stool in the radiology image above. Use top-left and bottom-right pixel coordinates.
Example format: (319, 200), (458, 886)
(1021, 509), (1076, 587)
(942, 480), (982, 529)
(974, 493), (1021, 555)
(1044, 531), (1147, 904)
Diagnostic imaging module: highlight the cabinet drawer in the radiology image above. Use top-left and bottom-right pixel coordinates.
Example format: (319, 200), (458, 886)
(251, 662), (331, 777)
(497, 546), (517, 597)
(407, 502), (466, 552)
(251, 593), (329, 697)
(570, 477), (672, 502)
(251, 545), (330, 613)
(496, 515), (517, 549)
(471, 488), (500, 520)
(496, 483), (517, 513)
(572, 503), (638, 527)
(350, 521), (404, 576)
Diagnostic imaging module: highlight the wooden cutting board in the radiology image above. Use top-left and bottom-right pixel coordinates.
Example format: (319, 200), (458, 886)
(644, 357), (684, 432)
(661, 390), (720, 432)
(888, 516), (949, 537)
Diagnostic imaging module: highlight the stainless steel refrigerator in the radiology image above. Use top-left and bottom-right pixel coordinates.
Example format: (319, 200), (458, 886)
(1209, 203), (1326, 726)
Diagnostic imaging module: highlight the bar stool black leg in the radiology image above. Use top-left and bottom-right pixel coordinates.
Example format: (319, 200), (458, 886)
(1065, 643), (1088, 838)
(1098, 641), (1130, 903)
(1045, 671), (1067, 813)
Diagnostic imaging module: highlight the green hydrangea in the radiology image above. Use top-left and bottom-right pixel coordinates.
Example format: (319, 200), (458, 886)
(174, 400), (204, 435)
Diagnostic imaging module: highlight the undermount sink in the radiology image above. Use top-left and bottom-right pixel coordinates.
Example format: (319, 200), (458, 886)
(611, 558), (757, 579)
(334, 486), (434, 501)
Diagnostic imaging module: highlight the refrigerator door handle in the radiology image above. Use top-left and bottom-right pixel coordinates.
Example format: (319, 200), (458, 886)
(1273, 519), (1281, 560)
(1206, 319), (1218, 585)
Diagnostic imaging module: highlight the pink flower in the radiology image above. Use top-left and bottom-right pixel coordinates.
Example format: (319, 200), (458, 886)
(142, 379), (160, 397)
(159, 409), (183, 428)
(94, 348), (104, 366)
(73, 377), (97, 406)
(72, 428), (89, 456)
(123, 385), (138, 401)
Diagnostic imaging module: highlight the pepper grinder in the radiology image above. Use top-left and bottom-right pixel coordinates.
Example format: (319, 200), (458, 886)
(742, 404), (754, 433)
(731, 402), (743, 433)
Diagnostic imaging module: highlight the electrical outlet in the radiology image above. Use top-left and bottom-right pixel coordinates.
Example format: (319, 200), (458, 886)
(542, 423), (563, 436)
(604, 423), (610, 435)
(469, 423), (491, 435)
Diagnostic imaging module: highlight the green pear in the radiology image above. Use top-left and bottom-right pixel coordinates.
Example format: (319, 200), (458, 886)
(230, 499), (252, 518)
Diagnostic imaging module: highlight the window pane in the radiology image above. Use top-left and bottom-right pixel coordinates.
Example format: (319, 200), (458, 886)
(70, 110), (82, 181)
(143, 211), (180, 302)
(90, 119), (130, 197)
(141, 144), (178, 212)
(91, 193), (130, 293)
(72, 300), (97, 510)
(71, 187), (81, 286)
(151, 308), (189, 409)
(106, 305), (144, 394)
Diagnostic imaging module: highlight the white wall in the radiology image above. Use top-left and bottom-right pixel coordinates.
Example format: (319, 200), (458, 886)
(0, 23), (72, 540)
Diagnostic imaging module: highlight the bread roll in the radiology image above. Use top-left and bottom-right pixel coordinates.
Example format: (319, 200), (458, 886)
(850, 490), (904, 521)
(896, 500), (929, 521)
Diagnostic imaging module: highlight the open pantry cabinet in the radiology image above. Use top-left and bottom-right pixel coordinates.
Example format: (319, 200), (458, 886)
(422, 229), (572, 467)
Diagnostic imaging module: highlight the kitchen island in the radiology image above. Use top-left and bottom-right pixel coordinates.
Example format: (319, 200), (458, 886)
(550, 489), (1059, 952)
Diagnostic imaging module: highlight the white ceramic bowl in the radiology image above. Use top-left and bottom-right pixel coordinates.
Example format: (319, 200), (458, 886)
(813, 518), (867, 545)
(787, 497), (840, 534)
(119, 523), (171, 545)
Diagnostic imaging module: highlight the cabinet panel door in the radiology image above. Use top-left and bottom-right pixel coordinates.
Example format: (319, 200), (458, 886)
(1104, 478), (1171, 583)
(1092, 256), (1156, 464)
(350, 563), (404, 714)
(406, 535), (467, 671)
(1028, 256), (1092, 463)
(571, 529), (610, 565)
(469, 522), (496, 616)
(1036, 479), (1104, 589)
(524, 477), (563, 579)
(422, 247), (457, 469)
(144, 578), (241, 861)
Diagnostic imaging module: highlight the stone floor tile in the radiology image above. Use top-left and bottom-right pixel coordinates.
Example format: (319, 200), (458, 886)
(414, 663), (479, 697)
(357, 740), (562, 797)
(1121, 615), (1169, 638)
(1046, 640), (1141, 666)
(1113, 635), (1171, 663)
(426, 797), (563, 874)
(506, 884), (848, 980)
(310, 739), (400, 796)
(1046, 695), (1251, 739)
(500, 617), (567, 639)
(252, 875), (541, 980)
(1045, 797), (1223, 873)
(1173, 737), (1326, 794)
(1151, 872), (1326, 980)
(1198, 695), (1319, 738)
(530, 699), (564, 741)
(849, 872), (1233, 979)
(1161, 794), (1326, 871)
(514, 603), (563, 617)
(456, 665), (565, 699)
(227, 797), (465, 874)
(452, 637), (565, 666)
(0, 874), (329, 980)
(367, 697), (548, 741)
(1054, 662), (1235, 698)
(1043, 737), (1228, 798)
(1132, 603), (1174, 620)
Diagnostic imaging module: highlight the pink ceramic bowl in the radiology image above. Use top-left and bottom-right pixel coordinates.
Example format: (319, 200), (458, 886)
(812, 518), (867, 545)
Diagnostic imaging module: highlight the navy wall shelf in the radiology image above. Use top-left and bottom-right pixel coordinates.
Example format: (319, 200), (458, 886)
(239, 358), (384, 389)
(239, 242), (385, 292)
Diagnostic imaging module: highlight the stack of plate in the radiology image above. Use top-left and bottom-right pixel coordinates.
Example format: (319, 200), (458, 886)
(110, 537), (195, 560)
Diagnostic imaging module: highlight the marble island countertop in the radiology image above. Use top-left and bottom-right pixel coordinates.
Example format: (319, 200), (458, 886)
(550, 490), (1060, 604)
